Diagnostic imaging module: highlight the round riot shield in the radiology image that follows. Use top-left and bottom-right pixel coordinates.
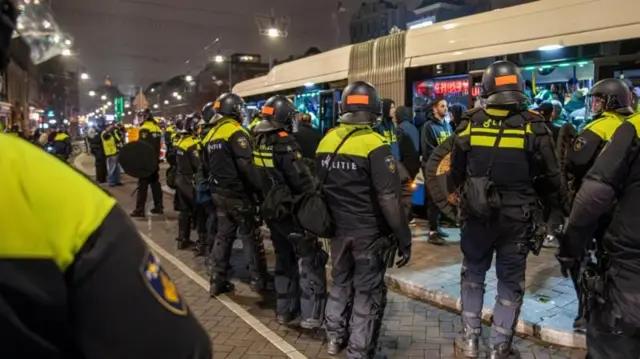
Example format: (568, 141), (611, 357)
(556, 122), (577, 199)
(424, 136), (459, 220)
(118, 141), (158, 179)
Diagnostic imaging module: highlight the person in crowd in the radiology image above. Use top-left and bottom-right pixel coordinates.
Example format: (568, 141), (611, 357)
(558, 110), (640, 358)
(451, 60), (567, 359)
(131, 109), (164, 217)
(101, 122), (122, 186)
(448, 103), (468, 131)
(420, 97), (453, 244)
(394, 105), (421, 222)
(319, 81), (411, 358)
(87, 117), (108, 183)
(293, 113), (321, 160)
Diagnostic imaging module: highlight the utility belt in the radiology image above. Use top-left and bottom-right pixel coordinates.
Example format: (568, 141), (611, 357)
(580, 253), (609, 322)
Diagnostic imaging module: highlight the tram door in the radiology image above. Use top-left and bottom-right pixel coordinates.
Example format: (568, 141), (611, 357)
(319, 89), (341, 135)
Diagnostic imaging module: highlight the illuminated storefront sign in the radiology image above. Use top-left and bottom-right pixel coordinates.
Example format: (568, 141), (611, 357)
(432, 78), (482, 97)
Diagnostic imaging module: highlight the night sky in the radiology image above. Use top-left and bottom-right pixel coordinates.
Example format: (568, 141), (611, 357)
(52, 0), (420, 93)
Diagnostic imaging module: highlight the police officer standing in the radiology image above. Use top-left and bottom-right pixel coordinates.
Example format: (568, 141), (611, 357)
(318, 81), (412, 358)
(563, 78), (634, 329)
(450, 61), (568, 358)
(0, 1), (213, 356)
(87, 116), (108, 184)
(557, 111), (640, 358)
(132, 109), (164, 217)
(172, 115), (204, 250)
(202, 93), (269, 295)
(51, 124), (72, 161)
(253, 95), (328, 328)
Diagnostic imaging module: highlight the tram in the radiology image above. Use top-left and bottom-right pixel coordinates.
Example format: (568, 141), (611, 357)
(233, 0), (640, 210)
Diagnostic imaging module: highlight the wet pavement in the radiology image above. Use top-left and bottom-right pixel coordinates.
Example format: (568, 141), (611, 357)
(75, 153), (586, 358)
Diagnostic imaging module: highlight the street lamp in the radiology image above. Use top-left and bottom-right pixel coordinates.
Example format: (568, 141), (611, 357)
(107, 101), (112, 106)
(267, 28), (280, 37)
(214, 55), (224, 63)
(164, 100), (169, 105)
(101, 95), (107, 101)
(153, 104), (159, 109)
(172, 92), (179, 98)
(176, 95), (182, 101)
(80, 73), (89, 80)
(61, 49), (72, 56)
(88, 91), (96, 97)
(185, 75), (193, 82)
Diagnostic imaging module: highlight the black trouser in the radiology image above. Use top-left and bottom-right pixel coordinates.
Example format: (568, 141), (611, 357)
(401, 181), (414, 222)
(174, 185), (195, 241)
(135, 169), (163, 212)
(325, 234), (388, 359)
(587, 310), (640, 358)
(196, 202), (216, 249)
(95, 155), (107, 183)
(209, 194), (267, 284)
(267, 218), (327, 321)
(460, 212), (531, 346)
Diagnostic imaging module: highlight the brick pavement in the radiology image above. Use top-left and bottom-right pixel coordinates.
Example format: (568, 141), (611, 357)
(75, 153), (585, 358)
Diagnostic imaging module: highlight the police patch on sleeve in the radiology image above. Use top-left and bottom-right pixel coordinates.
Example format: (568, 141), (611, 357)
(574, 136), (586, 151)
(237, 137), (249, 149)
(141, 251), (188, 316)
(384, 155), (396, 173)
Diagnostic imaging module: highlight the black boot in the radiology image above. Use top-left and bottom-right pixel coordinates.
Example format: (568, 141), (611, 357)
(489, 342), (520, 359)
(455, 324), (481, 358)
(209, 277), (234, 296)
(176, 237), (189, 250)
(194, 234), (207, 256)
(276, 312), (299, 325)
(326, 338), (345, 356)
(150, 207), (164, 215)
(130, 209), (145, 218)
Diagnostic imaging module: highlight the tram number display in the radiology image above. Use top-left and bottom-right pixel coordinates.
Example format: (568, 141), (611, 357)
(433, 79), (481, 97)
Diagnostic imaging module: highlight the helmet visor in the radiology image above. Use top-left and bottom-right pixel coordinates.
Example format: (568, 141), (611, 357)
(586, 94), (606, 118)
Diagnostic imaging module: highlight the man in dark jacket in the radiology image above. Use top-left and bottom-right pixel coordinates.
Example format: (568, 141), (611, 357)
(394, 105), (421, 223)
(293, 113), (321, 160)
(420, 98), (453, 244)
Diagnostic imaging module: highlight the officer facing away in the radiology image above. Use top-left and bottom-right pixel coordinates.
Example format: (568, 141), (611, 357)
(131, 108), (164, 217)
(50, 125), (72, 161)
(563, 78), (634, 329)
(172, 115), (204, 250)
(450, 61), (568, 358)
(318, 81), (412, 358)
(0, 1), (213, 357)
(202, 93), (269, 295)
(557, 111), (640, 358)
(253, 95), (328, 329)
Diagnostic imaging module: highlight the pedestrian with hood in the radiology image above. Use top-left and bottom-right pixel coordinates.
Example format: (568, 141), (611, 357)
(448, 103), (468, 131)
(394, 105), (421, 222)
(420, 97), (453, 244)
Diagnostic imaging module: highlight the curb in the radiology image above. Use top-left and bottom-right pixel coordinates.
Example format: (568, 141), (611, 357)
(74, 153), (586, 349)
(384, 274), (586, 349)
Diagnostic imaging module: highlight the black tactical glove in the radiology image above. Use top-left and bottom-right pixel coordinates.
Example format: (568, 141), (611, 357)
(395, 243), (411, 268)
(555, 251), (579, 278)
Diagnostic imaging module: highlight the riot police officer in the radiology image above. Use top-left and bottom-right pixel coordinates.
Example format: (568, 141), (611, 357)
(132, 109), (164, 217)
(450, 61), (568, 358)
(564, 78), (634, 329)
(558, 111), (640, 358)
(253, 95), (328, 328)
(318, 81), (412, 358)
(0, 1), (213, 356)
(172, 115), (204, 250)
(201, 93), (269, 295)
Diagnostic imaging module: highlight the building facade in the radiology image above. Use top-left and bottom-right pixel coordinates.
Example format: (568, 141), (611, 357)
(349, 0), (415, 44)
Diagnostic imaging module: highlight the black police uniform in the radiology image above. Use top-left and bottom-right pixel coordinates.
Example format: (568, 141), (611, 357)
(0, 133), (213, 358)
(87, 124), (108, 184)
(173, 131), (203, 249)
(253, 96), (328, 328)
(559, 113), (640, 358)
(450, 61), (567, 358)
(319, 82), (412, 359)
(563, 78), (632, 328)
(202, 93), (268, 295)
(133, 117), (164, 216)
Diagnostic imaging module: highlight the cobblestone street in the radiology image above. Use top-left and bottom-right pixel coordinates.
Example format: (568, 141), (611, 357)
(76, 154), (586, 358)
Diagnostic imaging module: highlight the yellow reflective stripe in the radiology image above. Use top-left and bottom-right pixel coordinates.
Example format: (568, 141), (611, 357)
(252, 151), (272, 158)
(486, 108), (510, 117)
(627, 113), (640, 138)
(0, 134), (116, 271)
(470, 135), (524, 149)
(471, 128), (525, 135)
(54, 133), (69, 141)
(316, 125), (386, 158)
